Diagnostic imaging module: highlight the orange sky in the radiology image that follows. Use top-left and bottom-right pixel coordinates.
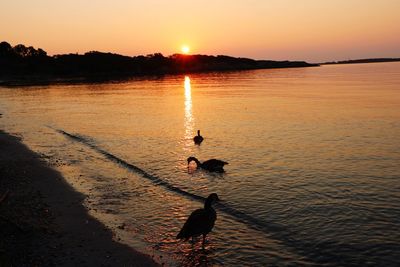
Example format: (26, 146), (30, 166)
(1, 0), (399, 62)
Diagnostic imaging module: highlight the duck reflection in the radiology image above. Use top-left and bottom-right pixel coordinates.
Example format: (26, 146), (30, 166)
(179, 246), (214, 267)
(184, 76), (194, 140)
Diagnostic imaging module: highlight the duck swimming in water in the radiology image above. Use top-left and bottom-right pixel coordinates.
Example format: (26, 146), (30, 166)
(187, 157), (228, 172)
(193, 130), (204, 145)
(176, 193), (220, 248)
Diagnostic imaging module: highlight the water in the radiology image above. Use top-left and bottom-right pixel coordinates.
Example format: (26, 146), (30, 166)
(1, 62), (400, 266)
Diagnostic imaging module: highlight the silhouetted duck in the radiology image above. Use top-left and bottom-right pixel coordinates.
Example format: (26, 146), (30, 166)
(176, 193), (220, 248)
(187, 157), (228, 172)
(193, 130), (204, 145)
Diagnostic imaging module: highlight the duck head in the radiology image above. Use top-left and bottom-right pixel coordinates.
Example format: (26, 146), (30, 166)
(205, 193), (220, 208)
(208, 193), (220, 202)
(187, 156), (200, 165)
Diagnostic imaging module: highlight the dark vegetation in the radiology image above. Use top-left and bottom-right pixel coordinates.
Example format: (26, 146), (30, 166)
(322, 58), (400, 65)
(0, 41), (317, 85)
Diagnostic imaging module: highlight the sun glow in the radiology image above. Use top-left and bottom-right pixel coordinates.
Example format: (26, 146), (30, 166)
(181, 45), (190, 54)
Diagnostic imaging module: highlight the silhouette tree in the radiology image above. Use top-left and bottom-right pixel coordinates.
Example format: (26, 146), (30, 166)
(0, 40), (317, 84)
(0, 41), (12, 57)
(36, 48), (47, 58)
(13, 44), (28, 57)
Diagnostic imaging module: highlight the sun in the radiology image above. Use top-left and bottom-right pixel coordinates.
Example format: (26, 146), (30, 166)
(181, 45), (190, 54)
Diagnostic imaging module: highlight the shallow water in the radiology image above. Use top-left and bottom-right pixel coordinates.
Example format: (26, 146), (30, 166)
(1, 62), (400, 266)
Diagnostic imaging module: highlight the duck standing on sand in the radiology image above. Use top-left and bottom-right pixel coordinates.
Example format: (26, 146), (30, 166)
(187, 157), (228, 172)
(176, 193), (220, 248)
(193, 130), (204, 145)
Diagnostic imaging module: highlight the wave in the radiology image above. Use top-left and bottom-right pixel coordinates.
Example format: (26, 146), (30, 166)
(53, 127), (356, 265)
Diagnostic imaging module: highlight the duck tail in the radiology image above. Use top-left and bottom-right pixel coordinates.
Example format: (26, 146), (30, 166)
(176, 224), (190, 239)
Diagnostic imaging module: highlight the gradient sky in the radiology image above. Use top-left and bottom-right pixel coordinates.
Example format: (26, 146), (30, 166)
(1, 0), (399, 62)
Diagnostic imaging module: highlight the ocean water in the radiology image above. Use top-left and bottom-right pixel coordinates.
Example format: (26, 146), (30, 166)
(1, 62), (400, 266)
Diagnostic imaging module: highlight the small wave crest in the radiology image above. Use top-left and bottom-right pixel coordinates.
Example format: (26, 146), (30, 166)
(54, 127), (357, 265)
(53, 128), (286, 233)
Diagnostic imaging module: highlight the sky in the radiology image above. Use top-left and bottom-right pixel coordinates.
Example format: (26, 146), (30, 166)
(1, 0), (399, 62)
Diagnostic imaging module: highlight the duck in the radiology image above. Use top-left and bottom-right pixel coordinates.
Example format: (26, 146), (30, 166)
(193, 130), (204, 145)
(187, 157), (228, 172)
(176, 193), (220, 248)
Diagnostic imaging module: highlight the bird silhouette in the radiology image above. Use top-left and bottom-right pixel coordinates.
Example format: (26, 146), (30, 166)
(187, 157), (228, 172)
(176, 193), (220, 248)
(193, 130), (204, 145)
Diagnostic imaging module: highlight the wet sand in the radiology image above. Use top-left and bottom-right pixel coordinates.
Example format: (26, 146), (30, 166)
(0, 130), (159, 266)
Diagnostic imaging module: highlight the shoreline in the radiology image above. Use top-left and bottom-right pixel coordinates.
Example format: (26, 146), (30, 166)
(0, 41), (318, 87)
(0, 130), (159, 266)
(320, 58), (400, 65)
(0, 63), (319, 87)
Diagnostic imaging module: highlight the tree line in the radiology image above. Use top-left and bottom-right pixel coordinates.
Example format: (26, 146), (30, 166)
(0, 41), (317, 83)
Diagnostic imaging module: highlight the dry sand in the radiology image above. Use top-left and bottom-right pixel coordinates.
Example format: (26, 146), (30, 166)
(0, 130), (159, 266)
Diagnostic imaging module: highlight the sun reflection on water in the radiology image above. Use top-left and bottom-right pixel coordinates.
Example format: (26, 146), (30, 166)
(184, 76), (194, 140)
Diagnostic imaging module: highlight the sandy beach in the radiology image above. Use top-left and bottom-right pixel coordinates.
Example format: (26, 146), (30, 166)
(0, 130), (159, 266)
